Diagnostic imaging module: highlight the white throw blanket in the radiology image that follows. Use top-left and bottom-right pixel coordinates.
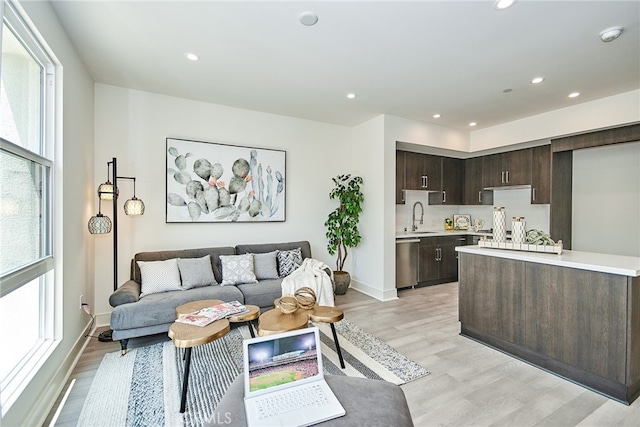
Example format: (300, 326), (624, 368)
(281, 258), (335, 307)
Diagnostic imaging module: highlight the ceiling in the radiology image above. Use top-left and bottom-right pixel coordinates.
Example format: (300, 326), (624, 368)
(50, 1), (640, 131)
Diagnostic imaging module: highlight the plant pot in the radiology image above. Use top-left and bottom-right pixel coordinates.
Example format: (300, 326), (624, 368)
(333, 271), (351, 295)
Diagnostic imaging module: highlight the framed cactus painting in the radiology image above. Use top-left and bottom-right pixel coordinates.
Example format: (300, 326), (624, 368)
(166, 138), (286, 222)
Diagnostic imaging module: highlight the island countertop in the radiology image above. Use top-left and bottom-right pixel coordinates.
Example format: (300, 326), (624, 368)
(456, 245), (640, 277)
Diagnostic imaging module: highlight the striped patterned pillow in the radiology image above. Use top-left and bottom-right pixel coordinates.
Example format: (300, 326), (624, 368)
(137, 258), (182, 297)
(277, 248), (302, 277)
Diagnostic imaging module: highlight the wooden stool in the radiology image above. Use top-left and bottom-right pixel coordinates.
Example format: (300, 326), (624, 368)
(310, 306), (345, 369)
(170, 299), (230, 413)
(227, 304), (260, 338)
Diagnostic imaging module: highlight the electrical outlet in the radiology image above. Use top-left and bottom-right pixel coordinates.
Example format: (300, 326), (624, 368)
(79, 294), (84, 310)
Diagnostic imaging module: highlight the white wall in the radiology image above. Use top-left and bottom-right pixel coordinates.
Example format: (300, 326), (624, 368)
(4, 2), (95, 426)
(470, 90), (640, 151)
(347, 115), (392, 300)
(93, 85), (352, 321)
(573, 142), (640, 256)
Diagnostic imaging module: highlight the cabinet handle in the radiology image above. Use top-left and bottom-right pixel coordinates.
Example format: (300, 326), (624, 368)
(506, 170), (509, 183)
(402, 189), (405, 202)
(424, 175), (428, 188)
(478, 190), (482, 204)
(501, 171), (505, 183)
(442, 191), (446, 203)
(532, 188), (536, 202)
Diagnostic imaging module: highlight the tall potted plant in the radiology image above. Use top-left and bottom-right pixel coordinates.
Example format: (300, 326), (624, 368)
(324, 174), (364, 295)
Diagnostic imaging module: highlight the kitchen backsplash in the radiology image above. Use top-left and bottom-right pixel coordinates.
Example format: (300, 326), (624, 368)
(397, 188), (550, 233)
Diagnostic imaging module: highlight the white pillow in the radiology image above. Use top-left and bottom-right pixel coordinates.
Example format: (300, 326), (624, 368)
(220, 253), (258, 285)
(178, 255), (217, 289)
(137, 258), (182, 297)
(253, 251), (279, 280)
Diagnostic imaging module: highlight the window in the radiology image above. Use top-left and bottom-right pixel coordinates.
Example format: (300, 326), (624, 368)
(0, 0), (57, 414)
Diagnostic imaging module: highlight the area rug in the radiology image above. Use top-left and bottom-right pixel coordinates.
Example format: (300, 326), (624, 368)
(78, 319), (429, 427)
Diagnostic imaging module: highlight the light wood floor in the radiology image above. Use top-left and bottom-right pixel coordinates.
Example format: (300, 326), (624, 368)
(45, 283), (640, 426)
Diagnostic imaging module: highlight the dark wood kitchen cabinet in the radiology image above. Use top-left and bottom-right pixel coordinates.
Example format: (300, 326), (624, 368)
(483, 148), (532, 188)
(404, 151), (442, 191)
(463, 156), (494, 205)
(531, 144), (551, 204)
(429, 157), (463, 205)
(396, 150), (406, 204)
(418, 235), (468, 284)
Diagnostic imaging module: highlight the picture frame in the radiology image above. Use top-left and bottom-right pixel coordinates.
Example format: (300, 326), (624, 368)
(166, 138), (286, 223)
(453, 214), (471, 230)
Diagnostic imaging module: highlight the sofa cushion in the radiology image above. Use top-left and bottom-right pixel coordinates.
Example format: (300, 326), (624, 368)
(110, 285), (244, 331)
(253, 251), (279, 280)
(235, 241), (312, 259)
(131, 247), (235, 284)
(178, 255), (217, 289)
(137, 259), (182, 297)
(236, 278), (283, 309)
(220, 254), (258, 285)
(277, 248), (302, 277)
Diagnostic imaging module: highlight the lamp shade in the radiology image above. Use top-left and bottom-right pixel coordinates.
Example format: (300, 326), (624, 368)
(124, 197), (145, 216)
(88, 213), (112, 234)
(98, 182), (118, 200)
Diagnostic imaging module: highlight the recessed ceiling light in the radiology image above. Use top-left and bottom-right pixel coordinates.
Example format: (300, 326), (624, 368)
(531, 77), (545, 84)
(185, 53), (199, 61)
(599, 26), (623, 42)
(346, 93), (357, 99)
(494, 0), (516, 10)
(503, 88), (513, 93)
(568, 92), (580, 98)
(433, 114), (441, 118)
(298, 11), (318, 26)
(469, 122), (477, 127)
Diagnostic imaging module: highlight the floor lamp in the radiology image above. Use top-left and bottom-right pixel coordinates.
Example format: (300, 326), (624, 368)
(88, 157), (145, 342)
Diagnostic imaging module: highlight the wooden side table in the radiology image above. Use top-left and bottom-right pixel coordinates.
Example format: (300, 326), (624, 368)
(227, 304), (260, 338)
(170, 299), (230, 413)
(309, 306), (345, 369)
(257, 308), (309, 336)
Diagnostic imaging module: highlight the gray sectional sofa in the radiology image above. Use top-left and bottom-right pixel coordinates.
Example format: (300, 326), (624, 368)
(108, 240), (320, 353)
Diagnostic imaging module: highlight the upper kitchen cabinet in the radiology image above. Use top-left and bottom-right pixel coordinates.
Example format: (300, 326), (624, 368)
(404, 151), (442, 191)
(429, 157), (463, 205)
(396, 150), (406, 204)
(531, 144), (551, 204)
(464, 156), (494, 205)
(483, 148), (532, 188)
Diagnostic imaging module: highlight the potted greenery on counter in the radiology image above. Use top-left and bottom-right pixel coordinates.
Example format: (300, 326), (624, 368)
(324, 174), (364, 295)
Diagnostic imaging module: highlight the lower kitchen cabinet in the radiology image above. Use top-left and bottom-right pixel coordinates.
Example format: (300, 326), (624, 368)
(418, 235), (468, 285)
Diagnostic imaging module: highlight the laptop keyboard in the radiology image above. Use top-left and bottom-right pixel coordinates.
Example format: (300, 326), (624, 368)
(255, 384), (331, 420)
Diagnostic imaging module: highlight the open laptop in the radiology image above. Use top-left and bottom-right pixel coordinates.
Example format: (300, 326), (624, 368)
(243, 327), (346, 427)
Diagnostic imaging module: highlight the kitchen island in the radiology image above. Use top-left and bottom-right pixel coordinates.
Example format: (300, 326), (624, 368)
(456, 245), (640, 404)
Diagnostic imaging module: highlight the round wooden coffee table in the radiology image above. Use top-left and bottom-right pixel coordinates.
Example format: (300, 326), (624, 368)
(309, 305), (345, 368)
(257, 307), (309, 336)
(170, 299), (230, 413)
(227, 304), (260, 338)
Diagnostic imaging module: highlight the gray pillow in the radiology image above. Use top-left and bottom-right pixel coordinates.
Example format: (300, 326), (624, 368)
(178, 255), (217, 289)
(253, 251), (279, 280)
(220, 253), (258, 285)
(137, 258), (182, 297)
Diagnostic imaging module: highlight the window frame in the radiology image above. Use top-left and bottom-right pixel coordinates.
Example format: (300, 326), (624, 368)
(0, 0), (58, 415)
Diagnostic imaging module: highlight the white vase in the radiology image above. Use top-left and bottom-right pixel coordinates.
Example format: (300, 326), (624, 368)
(512, 216), (526, 244)
(493, 207), (506, 242)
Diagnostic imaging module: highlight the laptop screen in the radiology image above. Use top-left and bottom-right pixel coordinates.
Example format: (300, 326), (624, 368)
(245, 329), (321, 394)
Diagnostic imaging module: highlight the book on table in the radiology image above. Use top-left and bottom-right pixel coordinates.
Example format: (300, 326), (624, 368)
(176, 301), (248, 327)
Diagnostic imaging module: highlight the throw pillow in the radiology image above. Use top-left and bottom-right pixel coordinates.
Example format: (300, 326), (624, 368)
(178, 255), (217, 289)
(137, 258), (182, 297)
(253, 251), (279, 280)
(220, 253), (258, 285)
(277, 247), (303, 277)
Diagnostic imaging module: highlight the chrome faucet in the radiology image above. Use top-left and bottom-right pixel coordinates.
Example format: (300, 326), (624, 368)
(412, 201), (424, 231)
